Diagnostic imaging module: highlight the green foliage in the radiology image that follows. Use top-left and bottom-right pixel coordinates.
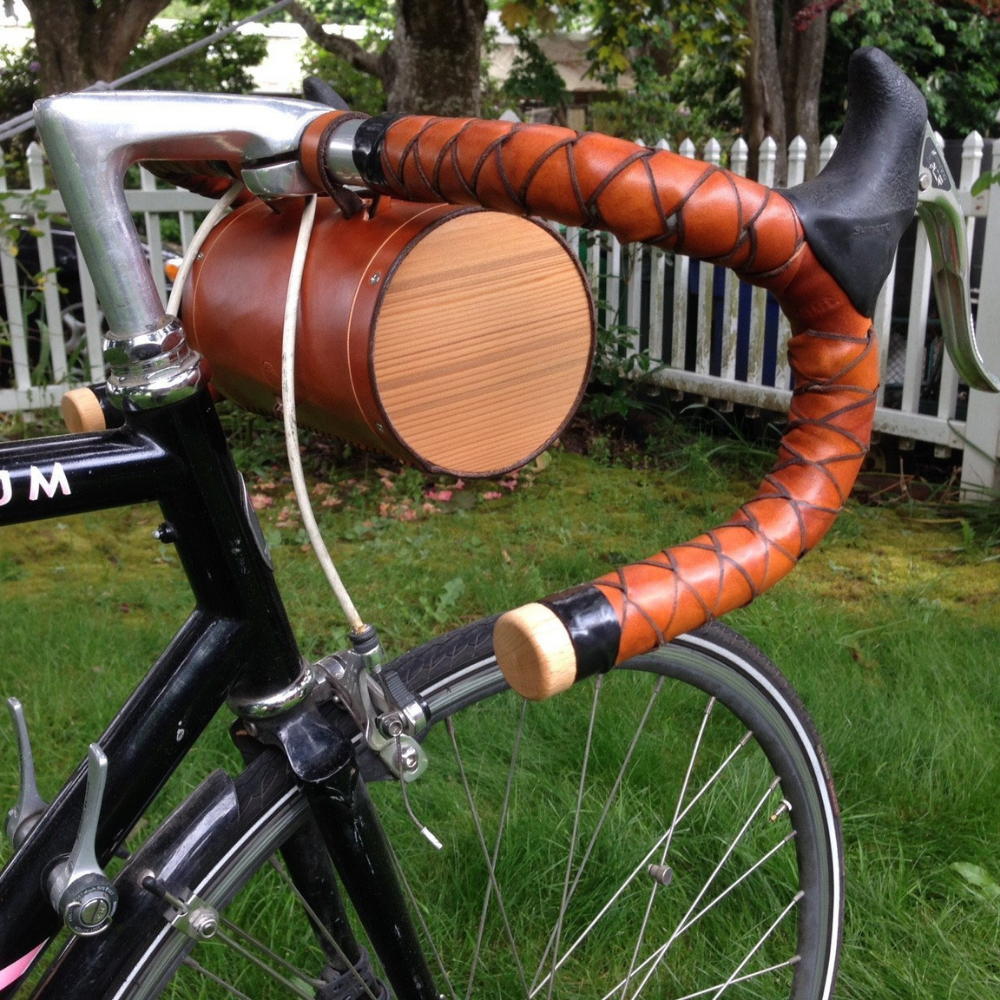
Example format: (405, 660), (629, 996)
(305, 0), (395, 26)
(971, 169), (999, 195)
(0, 43), (42, 170)
(295, 0), (390, 111)
(0, 41), (39, 119)
(0, 185), (66, 391)
(579, 236), (660, 421)
(0, 2), (270, 109)
(299, 42), (387, 113)
(499, 29), (568, 114)
(585, 318), (653, 420)
(951, 861), (1000, 902)
(822, 0), (1000, 137)
(123, 2), (268, 94)
(590, 57), (741, 145)
(497, 2), (744, 144)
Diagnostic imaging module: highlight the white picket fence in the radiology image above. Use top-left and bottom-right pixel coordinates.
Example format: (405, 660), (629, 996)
(555, 130), (1000, 493)
(2, 133), (1000, 492)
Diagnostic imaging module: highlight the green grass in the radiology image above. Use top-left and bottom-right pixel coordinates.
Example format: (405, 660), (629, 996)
(2, 415), (1000, 997)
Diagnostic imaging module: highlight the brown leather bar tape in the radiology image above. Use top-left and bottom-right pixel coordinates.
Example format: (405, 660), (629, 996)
(343, 118), (879, 698)
(307, 53), (922, 700)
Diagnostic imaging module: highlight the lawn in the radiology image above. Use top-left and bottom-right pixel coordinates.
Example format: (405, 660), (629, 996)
(1, 407), (998, 997)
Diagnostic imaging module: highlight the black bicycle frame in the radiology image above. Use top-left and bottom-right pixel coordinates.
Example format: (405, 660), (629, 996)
(0, 390), (437, 999)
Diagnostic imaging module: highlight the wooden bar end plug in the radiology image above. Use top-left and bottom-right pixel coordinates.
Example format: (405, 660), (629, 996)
(61, 388), (107, 433)
(493, 603), (579, 701)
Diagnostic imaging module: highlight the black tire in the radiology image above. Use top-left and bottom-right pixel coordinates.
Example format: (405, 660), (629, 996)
(42, 621), (842, 1000)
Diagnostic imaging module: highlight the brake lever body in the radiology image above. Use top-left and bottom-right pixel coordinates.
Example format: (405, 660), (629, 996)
(916, 123), (1000, 393)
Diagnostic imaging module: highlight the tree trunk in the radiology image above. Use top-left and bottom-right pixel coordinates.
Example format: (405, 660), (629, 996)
(742, 0), (786, 179)
(23, 0), (172, 96)
(385, 0), (487, 116)
(741, 1), (829, 182)
(291, 0), (488, 117)
(780, 0), (827, 177)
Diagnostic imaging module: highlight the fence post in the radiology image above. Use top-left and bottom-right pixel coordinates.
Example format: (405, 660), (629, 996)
(870, 141), (896, 404)
(719, 138), (748, 383)
(772, 136), (808, 389)
(962, 163), (1000, 492)
(647, 138), (670, 362)
(931, 131), (986, 455)
(695, 139), (721, 380)
(141, 166), (169, 306)
(0, 156), (33, 392)
(786, 135), (807, 187)
(74, 234), (106, 384)
(746, 137), (776, 386)
(671, 139), (696, 373)
(27, 142), (70, 383)
(818, 134), (838, 172)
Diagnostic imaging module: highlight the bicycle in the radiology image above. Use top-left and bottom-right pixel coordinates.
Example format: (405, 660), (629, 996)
(0, 47), (993, 1000)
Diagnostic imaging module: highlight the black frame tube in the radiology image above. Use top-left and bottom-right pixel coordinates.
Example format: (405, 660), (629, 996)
(0, 390), (436, 1000)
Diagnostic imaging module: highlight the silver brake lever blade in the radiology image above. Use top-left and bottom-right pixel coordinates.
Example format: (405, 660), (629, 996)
(916, 122), (1000, 392)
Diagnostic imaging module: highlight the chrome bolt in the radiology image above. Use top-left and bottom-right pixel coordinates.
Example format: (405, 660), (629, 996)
(78, 896), (111, 928)
(370, 272), (381, 285)
(152, 522), (176, 544)
(919, 170), (932, 191)
(188, 907), (219, 939)
(383, 713), (404, 738)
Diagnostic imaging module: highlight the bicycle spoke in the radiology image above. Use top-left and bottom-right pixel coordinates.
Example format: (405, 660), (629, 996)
(182, 955), (256, 1000)
(618, 776), (784, 999)
(465, 698), (526, 1000)
(447, 716), (529, 997)
(388, 843), (460, 1000)
(600, 826), (796, 1000)
(621, 695), (717, 1000)
(268, 857), (382, 1000)
(707, 891), (804, 1000)
(530, 728), (754, 998)
(547, 673), (603, 1000)
(673, 831), (796, 940)
(668, 957), (801, 1000)
(209, 927), (317, 999)
(530, 676), (666, 993)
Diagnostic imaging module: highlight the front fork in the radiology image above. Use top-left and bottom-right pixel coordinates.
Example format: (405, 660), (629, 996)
(304, 745), (440, 1000)
(233, 696), (441, 1000)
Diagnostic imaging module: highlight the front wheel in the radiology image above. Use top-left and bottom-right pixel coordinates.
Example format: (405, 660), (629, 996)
(40, 621), (842, 1000)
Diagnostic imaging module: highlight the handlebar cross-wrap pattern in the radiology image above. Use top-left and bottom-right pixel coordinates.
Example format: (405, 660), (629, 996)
(306, 48), (926, 700)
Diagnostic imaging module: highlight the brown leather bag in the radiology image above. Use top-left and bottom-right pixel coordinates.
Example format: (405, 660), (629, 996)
(182, 196), (594, 478)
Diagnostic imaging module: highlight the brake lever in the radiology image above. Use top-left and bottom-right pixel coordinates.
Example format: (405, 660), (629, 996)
(916, 122), (1000, 392)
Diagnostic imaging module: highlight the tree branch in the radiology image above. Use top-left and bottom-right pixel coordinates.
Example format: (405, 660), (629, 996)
(287, 1), (384, 79)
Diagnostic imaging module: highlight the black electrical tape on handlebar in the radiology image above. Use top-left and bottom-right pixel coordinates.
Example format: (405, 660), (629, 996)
(353, 113), (406, 189)
(539, 585), (621, 682)
(783, 47), (926, 318)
